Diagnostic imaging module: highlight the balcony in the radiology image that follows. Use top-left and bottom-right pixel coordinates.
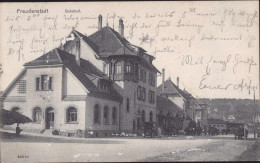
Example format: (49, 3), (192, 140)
(110, 73), (138, 82)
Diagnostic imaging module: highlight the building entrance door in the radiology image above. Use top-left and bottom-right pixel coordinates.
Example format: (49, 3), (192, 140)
(133, 120), (136, 134)
(46, 107), (54, 129)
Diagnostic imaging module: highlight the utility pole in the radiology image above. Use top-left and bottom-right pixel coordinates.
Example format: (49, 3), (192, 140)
(254, 90), (256, 139)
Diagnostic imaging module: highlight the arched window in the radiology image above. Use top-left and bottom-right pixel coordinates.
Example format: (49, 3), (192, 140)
(112, 107), (117, 125)
(94, 105), (100, 124)
(67, 107), (77, 122)
(141, 110), (146, 123)
(11, 107), (21, 112)
(149, 111), (153, 122)
(33, 107), (42, 122)
(103, 106), (109, 124)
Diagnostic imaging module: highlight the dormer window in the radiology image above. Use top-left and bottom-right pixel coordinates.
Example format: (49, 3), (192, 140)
(98, 80), (110, 92)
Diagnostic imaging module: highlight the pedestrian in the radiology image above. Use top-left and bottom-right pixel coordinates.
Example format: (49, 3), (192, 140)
(16, 126), (22, 136)
(157, 127), (162, 138)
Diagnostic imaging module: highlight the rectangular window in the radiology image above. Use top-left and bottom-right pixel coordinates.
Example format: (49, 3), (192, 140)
(48, 77), (52, 90)
(116, 65), (122, 74)
(17, 80), (26, 94)
(37, 75), (53, 91)
(137, 86), (147, 102)
(142, 87), (146, 101)
(148, 90), (155, 104)
(126, 98), (130, 112)
(36, 78), (40, 90)
(149, 73), (155, 86)
(126, 65), (132, 73)
(138, 68), (142, 80)
(137, 86), (142, 100)
(41, 75), (47, 90)
(103, 63), (106, 74)
(103, 63), (109, 75)
(143, 70), (146, 82)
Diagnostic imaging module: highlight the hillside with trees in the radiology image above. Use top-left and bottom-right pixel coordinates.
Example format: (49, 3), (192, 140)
(199, 98), (260, 124)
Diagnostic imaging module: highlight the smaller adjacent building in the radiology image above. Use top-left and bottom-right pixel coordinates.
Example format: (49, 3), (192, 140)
(157, 71), (208, 131)
(190, 98), (208, 132)
(207, 118), (244, 134)
(207, 118), (228, 132)
(156, 96), (184, 135)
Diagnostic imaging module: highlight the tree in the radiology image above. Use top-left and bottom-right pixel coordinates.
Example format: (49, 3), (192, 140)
(0, 109), (32, 136)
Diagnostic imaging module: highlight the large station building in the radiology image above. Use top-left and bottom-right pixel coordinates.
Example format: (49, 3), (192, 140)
(1, 15), (206, 137)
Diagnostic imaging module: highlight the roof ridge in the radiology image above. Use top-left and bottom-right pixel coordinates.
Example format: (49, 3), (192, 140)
(55, 48), (63, 63)
(107, 27), (142, 56)
(73, 29), (99, 55)
(106, 26), (125, 47)
(169, 79), (185, 96)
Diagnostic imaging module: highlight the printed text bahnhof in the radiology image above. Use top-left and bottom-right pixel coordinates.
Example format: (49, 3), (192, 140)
(17, 9), (48, 14)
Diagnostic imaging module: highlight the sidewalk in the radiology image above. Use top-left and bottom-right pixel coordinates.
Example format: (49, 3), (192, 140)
(0, 128), (207, 141)
(2, 128), (254, 141)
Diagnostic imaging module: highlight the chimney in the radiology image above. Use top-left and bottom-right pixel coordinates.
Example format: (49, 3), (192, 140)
(119, 18), (124, 37)
(98, 14), (102, 30)
(177, 77), (179, 88)
(162, 68), (165, 92)
(76, 40), (80, 66)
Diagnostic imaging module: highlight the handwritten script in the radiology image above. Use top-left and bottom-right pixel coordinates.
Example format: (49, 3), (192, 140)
(0, 2), (259, 98)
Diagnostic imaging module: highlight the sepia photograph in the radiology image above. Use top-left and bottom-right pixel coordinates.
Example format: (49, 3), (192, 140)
(0, 1), (259, 162)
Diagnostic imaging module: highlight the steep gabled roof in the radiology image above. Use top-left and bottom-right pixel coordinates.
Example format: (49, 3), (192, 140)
(156, 95), (184, 117)
(157, 79), (186, 98)
(58, 48), (109, 80)
(73, 30), (99, 54)
(89, 26), (142, 57)
(24, 50), (63, 66)
(1, 68), (27, 98)
(183, 89), (196, 100)
(24, 48), (122, 102)
(57, 49), (122, 102)
(88, 26), (160, 73)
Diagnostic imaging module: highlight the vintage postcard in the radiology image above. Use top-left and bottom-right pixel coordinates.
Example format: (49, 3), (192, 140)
(0, 1), (259, 162)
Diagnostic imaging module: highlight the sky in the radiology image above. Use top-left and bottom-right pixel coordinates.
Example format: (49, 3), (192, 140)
(0, 1), (259, 99)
